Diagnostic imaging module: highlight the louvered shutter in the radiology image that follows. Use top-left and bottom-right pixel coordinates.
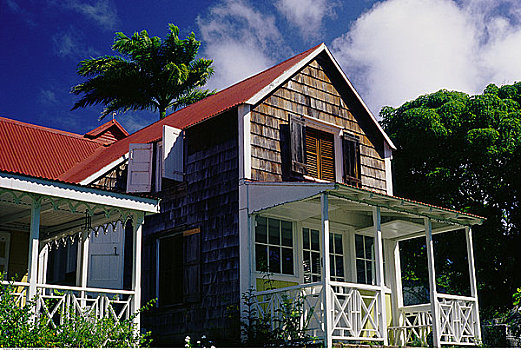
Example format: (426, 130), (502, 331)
(183, 230), (201, 303)
(342, 133), (361, 187)
(126, 143), (153, 192)
(290, 115), (307, 175)
(305, 128), (335, 181)
(162, 125), (184, 181)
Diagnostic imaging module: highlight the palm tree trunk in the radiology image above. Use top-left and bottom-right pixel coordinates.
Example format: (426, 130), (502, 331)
(159, 107), (166, 119)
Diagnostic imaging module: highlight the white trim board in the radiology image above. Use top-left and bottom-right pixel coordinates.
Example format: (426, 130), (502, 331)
(79, 153), (129, 186)
(0, 172), (159, 213)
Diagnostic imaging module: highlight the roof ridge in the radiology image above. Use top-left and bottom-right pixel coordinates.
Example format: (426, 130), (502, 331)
(0, 116), (105, 144)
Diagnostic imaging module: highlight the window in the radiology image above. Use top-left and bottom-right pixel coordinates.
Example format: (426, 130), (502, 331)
(355, 234), (375, 285)
(158, 235), (183, 306)
(342, 133), (361, 187)
(157, 230), (201, 306)
(305, 127), (335, 181)
(289, 115), (362, 186)
(255, 217), (294, 275)
(302, 228), (345, 283)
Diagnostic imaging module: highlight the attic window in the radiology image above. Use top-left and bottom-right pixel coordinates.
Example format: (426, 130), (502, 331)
(342, 133), (361, 187)
(305, 127), (335, 181)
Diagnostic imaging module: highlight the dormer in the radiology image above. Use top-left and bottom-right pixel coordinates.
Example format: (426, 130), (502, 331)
(84, 119), (129, 145)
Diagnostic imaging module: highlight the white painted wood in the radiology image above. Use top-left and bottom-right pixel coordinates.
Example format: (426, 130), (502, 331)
(27, 199), (41, 300)
(79, 154), (128, 186)
(0, 172), (159, 213)
(321, 193), (332, 347)
(384, 143), (393, 195)
(465, 226), (482, 341)
(373, 207), (388, 345)
(425, 217), (441, 347)
(155, 141), (163, 192)
(37, 243), (48, 284)
(162, 125), (183, 181)
(127, 143), (154, 193)
(0, 231), (11, 275)
(238, 104), (251, 181)
(386, 239), (404, 344)
(88, 223), (124, 289)
(131, 213), (144, 329)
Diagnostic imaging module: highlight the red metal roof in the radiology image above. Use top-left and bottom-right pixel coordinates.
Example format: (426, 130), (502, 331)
(60, 44), (323, 183)
(84, 119), (129, 139)
(0, 117), (105, 180)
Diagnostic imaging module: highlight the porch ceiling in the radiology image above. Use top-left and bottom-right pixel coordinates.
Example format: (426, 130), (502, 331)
(246, 182), (484, 239)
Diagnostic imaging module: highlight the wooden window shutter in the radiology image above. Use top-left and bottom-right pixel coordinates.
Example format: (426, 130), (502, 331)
(342, 133), (362, 187)
(305, 128), (335, 181)
(162, 125), (184, 182)
(126, 143), (153, 193)
(183, 229), (201, 303)
(289, 115), (307, 175)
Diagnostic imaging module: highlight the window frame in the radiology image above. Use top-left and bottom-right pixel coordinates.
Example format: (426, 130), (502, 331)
(253, 215), (298, 280)
(300, 116), (343, 183)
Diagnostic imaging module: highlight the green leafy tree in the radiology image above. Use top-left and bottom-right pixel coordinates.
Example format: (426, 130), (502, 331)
(380, 84), (521, 316)
(72, 24), (214, 120)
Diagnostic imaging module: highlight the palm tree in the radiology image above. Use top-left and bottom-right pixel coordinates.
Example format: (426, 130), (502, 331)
(71, 24), (214, 120)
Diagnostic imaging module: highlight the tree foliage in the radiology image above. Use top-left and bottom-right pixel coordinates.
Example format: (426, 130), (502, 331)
(0, 278), (151, 347)
(72, 24), (214, 120)
(380, 83), (521, 315)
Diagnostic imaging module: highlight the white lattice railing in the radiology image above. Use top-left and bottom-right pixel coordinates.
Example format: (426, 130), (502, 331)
(1, 281), (134, 327)
(252, 281), (385, 343)
(390, 303), (432, 346)
(329, 281), (384, 341)
(252, 282), (325, 339)
(438, 293), (479, 345)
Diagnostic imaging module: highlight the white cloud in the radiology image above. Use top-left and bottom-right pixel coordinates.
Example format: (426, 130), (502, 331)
(331, 0), (521, 116)
(52, 28), (100, 60)
(275, 0), (336, 39)
(197, 0), (289, 91)
(49, 0), (118, 31)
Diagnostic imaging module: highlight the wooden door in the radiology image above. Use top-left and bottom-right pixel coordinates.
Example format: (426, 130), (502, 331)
(88, 223), (124, 289)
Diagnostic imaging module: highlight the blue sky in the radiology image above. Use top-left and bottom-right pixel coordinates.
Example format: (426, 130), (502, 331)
(2, 0), (521, 135)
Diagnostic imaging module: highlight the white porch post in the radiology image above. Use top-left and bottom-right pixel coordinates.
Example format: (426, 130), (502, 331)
(465, 226), (482, 342)
(373, 207), (388, 345)
(386, 239), (403, 345)
(321, 192), (332, 347)
(76, 231), (90, 307)
(37, 243), (48, 284)
(27, 198), (41, 301)
(131, 213), (144, 328)
(425, 218), (441, 347)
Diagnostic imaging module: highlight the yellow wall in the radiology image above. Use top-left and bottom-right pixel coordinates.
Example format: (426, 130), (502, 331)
(7, 230), (28, 281)
(256, 278), (298, 292)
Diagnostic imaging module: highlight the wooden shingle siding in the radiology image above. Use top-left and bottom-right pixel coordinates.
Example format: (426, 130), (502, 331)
(250, 57), (387, 193)
(141, 110), (240, 345)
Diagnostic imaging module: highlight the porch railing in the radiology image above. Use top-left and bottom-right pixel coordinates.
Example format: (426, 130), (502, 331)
(438, 293), (480, 345)
(390, 294), (480, 346)
(1, 281), (134, 327)
(251, 281), (385, 343)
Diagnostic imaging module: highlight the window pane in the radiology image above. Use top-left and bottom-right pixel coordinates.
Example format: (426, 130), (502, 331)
(355, 234), (364, 258)
(268, 246), (281, 273)
(303, 251), (311, 275)
(311, 229), (320, 251)
(281, 221), (292, 247)
(367, 260), (374, 285)
(281, 248), (293, 274)
(357, 259), (366, 284)
(255, 244), (268, 272)
(329, 234), (333, 252)
(256, 217), (267, 243)
(268, 219), (280, 245)
(302, 228), (309, 250)
(336, 256), (345, 278)
(334, 234), (343, 254)
(365, 236), (374, 260)
(311, 252), (321, 275)
(329, 255), (334, 276)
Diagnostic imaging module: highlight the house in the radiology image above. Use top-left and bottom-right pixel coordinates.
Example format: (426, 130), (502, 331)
(0, 117), (159, 329)
(31, 43), (483, 346)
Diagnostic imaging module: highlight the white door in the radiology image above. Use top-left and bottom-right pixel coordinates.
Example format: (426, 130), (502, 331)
(88, 223), (124, 289)
(0, 231), (11, 275)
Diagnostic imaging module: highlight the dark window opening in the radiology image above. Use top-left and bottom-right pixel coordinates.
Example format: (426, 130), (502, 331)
(342, 133), (361, 187)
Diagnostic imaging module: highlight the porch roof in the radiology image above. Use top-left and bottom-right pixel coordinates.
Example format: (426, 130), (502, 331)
(244, 181), (484, 227)
(0, 171), (159, 244)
